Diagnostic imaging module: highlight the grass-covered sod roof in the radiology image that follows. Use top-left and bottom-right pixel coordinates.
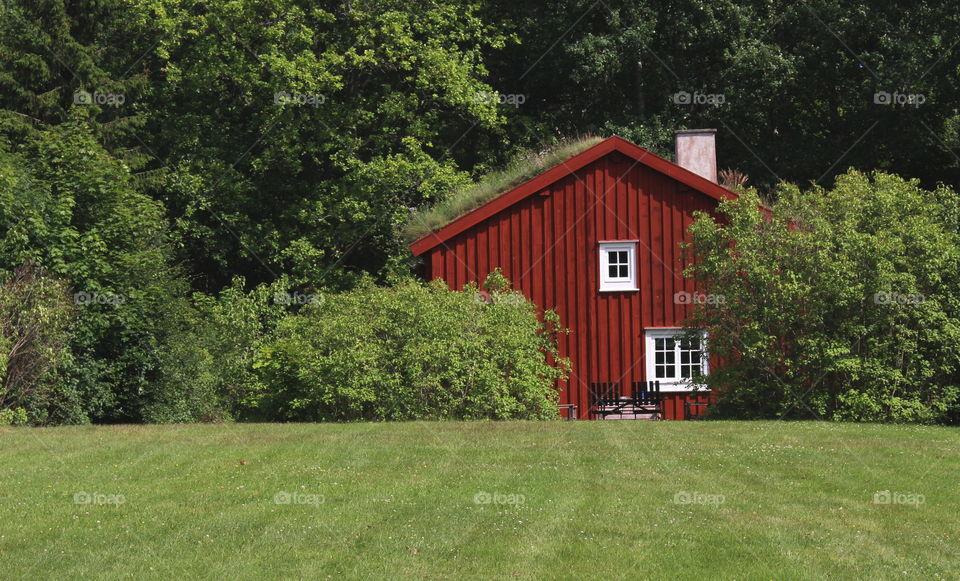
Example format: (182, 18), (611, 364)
(403, 135), (603, 242)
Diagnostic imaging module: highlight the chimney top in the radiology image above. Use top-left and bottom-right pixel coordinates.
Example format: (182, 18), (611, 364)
(674, 129), (718, 183)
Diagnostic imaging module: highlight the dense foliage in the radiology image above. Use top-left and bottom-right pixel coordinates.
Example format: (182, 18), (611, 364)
(479, 0), (960, 193)
(0, 121), (189, 423)
(0, 262), (73, 424)
(143, 274), (567, 422)
(144, 277), (291, 423)
(684, 171), (960, 423)
(251, 276), (567, 421)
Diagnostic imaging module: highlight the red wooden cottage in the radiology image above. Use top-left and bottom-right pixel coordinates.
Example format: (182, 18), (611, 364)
(409, 130), (738, 419)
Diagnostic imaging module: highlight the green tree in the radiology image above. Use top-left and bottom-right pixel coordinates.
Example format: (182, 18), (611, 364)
(684, 170), (960, 423)
(0, 116), (190, 422)
(139, 0), (507, 289)
(479, 0), (960, 192)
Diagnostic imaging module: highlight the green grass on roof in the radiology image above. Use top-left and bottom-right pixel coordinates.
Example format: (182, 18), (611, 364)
(403, 135), (604, 243)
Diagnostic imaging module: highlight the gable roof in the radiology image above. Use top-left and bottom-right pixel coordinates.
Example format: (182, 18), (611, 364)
(408, 135), (739, 256)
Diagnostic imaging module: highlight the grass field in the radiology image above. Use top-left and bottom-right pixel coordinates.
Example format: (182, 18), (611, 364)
(2, 421), (958, 580)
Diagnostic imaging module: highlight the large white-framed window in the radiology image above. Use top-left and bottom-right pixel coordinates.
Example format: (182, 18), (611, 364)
(644, 328), (709, 391)
(598, 241), (638, 292)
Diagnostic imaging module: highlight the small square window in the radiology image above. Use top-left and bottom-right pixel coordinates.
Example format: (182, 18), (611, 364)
(599, 242), (637, 291)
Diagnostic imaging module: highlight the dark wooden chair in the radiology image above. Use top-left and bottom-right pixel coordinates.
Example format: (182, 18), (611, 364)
(589, 382), (620, 418)
(631, 381), (663, 420)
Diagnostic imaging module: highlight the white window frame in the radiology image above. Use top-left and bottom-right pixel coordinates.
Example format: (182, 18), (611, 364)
(598, 241), (638, 292)
(644, 328), (709, 392)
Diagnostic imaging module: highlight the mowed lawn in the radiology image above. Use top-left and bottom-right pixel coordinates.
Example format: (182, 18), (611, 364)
(2, 421), (959, 580)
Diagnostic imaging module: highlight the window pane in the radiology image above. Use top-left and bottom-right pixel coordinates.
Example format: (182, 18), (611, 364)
(664, 352), (674, 365)
(658, 364), (675, 378)
(606, 250), (630, 280)
(655, 338), (664, 350)
(655, 352), (663, 364)
(664, 338), (675, 350)
(680, 351), (690, 364)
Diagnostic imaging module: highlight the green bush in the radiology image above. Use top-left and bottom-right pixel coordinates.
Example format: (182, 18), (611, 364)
(684, 170), (960, 423)
(250, 274), (568, 421)
(144, 277), (291, 423)
(0, 407), (28, 426)
(0, 262), (74, 425)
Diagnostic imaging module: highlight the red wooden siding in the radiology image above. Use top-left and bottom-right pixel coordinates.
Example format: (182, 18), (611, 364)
(414, 140), (728, 419)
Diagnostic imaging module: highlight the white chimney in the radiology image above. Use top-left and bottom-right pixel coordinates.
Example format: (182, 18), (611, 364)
(674, 129), (717, 183)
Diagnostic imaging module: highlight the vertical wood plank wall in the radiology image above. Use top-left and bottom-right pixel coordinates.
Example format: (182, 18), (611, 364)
(423, 152), (717, 419)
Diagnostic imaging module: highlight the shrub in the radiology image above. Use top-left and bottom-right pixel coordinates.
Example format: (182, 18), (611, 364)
(144, 277), (291, 423)
(684, 170), (960, 423)
(0, 262), (74, 425)
(250, 275), (568, 421)
(0, 407), (28, 426)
